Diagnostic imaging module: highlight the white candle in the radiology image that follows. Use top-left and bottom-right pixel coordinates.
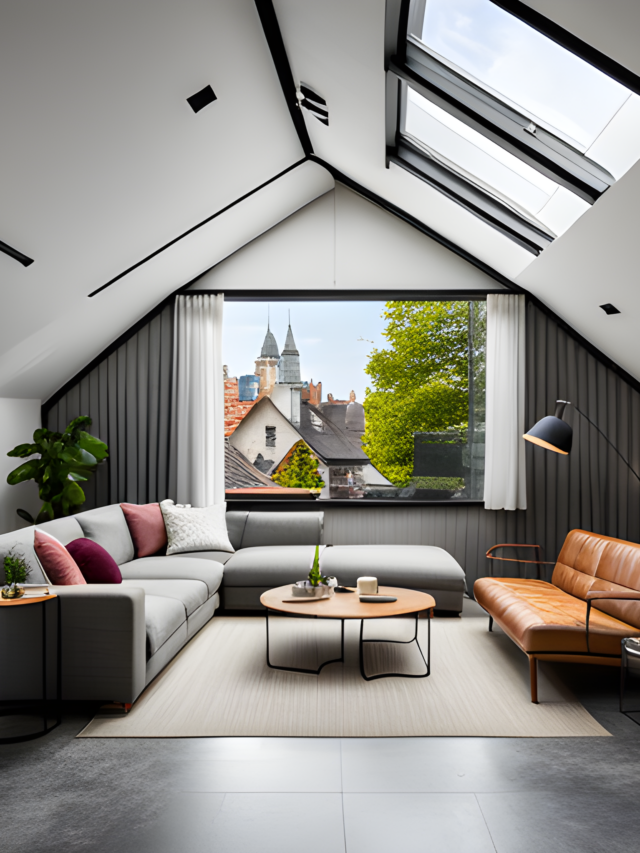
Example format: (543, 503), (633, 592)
(357, 577), (378, 595)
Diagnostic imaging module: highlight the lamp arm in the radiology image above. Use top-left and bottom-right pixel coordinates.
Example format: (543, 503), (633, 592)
(570, 403), (640, 484)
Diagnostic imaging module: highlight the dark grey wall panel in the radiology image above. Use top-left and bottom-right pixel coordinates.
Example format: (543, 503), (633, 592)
(45, 303), (175, 508)
(44, 300), (640, 589)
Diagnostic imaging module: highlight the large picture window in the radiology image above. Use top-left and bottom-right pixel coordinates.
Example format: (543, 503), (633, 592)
(223, 298), (486, 502)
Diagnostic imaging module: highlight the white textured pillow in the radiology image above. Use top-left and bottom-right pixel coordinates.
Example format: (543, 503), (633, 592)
(160, 501), (235, 556)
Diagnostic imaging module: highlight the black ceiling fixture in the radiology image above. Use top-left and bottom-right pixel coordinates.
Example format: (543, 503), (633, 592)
(297, 84), (329, 126)
(600, 303), (621, 315)
(0, 239), (34, 267)
(187, 85), (217, 114)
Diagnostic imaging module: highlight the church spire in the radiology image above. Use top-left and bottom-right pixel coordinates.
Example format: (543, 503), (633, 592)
(278, 316), (301, 384)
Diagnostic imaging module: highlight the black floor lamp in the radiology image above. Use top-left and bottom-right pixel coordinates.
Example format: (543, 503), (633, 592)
(523, 399), (640, 483)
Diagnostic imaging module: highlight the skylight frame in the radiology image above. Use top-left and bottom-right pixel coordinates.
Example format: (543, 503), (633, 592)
(385, 0), (637, 251)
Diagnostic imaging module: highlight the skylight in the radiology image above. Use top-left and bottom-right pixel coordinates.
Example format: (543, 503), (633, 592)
(403, 88), (589, 237)
(412, 0), (630, 153)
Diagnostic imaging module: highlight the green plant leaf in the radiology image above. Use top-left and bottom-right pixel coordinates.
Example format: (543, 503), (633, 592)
(78, 431), (109, 462)
(16, 508), (35, 524)
(7, 443), (39, 458)
(6, 460), (40, 485)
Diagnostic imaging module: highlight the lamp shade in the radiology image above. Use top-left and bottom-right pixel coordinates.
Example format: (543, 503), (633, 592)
(523, 415), (573, 455)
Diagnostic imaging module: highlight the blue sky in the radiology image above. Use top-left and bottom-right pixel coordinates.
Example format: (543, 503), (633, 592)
(223, 301), (388, 403)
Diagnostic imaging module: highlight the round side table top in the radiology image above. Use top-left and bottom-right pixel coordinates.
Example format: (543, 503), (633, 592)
(260, 585), (435, 619)
(0, 594), (57, 607)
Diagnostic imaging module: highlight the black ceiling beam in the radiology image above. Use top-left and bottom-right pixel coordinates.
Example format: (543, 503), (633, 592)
(491, 0), (640, 95)
(254, 0), (313, 156)
(0, 239), (34, 267)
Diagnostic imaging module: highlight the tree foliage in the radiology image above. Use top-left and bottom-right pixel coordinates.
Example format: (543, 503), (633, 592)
(271, 441), (325, 491)
(362, 302), (470, 486)
(7, 416), (109, 522)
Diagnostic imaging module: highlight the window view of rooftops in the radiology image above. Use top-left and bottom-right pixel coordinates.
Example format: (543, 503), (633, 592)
(223, 300), (486, 501)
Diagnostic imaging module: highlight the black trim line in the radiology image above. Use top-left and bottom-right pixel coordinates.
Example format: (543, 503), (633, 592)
(254, 0), (313, 156)
(0, 239), (34, 267)
(309, 155), (520, 291)
(491, 0), (640, 96)
(219, 290), (502, 301)
(87, 158), (308, 298)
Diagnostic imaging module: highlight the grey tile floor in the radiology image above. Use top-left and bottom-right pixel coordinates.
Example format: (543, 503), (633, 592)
(2, 648), (640, 851)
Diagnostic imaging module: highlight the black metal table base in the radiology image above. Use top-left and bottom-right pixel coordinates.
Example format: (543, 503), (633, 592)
(265, 609), (431, 680)
(0, 596), (61, 745)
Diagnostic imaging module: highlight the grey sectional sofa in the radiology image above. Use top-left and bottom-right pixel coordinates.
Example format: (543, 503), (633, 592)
(0, 505), (465, 705)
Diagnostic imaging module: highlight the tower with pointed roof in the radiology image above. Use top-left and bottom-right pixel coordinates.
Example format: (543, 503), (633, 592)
(277, 319), (301, 384)
(254, 321), (280, 394)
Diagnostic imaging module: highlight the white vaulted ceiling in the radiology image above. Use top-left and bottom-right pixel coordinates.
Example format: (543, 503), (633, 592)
(1, 0), (640, 399)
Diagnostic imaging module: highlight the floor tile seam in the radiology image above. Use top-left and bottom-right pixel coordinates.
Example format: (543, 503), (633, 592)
(341, 791), (348, 853)
(474, 792), (499, 853)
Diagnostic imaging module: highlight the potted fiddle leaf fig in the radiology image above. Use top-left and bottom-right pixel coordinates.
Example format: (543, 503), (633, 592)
(6, 416), (109, 524)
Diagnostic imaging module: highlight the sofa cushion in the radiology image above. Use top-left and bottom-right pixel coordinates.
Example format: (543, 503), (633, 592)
(240, 512), (323, 548)
(474, 576), (640, 656)
(222, 544), (465, 591)
(121, 579), (208, 618)
(75, 504), (135, 565)
(67, 538), (122, 584)
(37, 516), (84, 545)
(142, 594), (186, 657)
(34, 530), (86, 585)
(177, 551), (233, 565)
(121, 502), (167, 558)
(225, 511), (249, 550)
(119, 556), (224, 598)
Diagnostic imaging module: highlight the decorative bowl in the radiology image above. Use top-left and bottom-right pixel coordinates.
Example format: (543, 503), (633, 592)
(2, 586), (25, 600)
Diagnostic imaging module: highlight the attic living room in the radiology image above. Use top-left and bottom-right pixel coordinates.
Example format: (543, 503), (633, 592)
(3, 0), (640, 851)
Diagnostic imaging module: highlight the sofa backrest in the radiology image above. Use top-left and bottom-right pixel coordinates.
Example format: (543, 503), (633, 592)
(230, 511), (324, 549)
(552, 529), (640, 628)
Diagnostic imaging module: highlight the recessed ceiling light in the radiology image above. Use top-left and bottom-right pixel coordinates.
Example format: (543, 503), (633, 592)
(600, 303), (620, 315)
(187, 85), (217, 114)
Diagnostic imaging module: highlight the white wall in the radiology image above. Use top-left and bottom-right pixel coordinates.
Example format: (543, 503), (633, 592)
(0, 399), (41, 534)
(191, 184), (508, 292)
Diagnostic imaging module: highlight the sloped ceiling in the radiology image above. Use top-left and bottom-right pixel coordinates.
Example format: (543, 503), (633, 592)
(2, 0), (640, 401)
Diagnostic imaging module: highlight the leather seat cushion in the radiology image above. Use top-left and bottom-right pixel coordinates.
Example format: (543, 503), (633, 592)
(474, 577), (640, 656)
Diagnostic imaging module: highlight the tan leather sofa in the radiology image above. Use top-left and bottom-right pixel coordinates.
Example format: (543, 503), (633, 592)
(474, 529), (640, 703)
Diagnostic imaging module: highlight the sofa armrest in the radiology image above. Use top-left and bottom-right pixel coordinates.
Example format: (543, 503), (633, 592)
(585, 590), (640, 654)
(52, 585), (146, 704)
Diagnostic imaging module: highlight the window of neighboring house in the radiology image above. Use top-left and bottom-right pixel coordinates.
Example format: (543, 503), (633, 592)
(388, 0), (640, 250)
(223, 298), (486, 502)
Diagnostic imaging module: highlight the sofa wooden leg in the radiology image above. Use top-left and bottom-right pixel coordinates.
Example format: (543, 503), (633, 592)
(529, 656), (539, 704)
(488, 616), (493, 632)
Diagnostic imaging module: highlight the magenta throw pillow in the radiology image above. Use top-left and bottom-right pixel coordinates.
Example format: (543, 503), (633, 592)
(121, 502), (167, 558)
(34, 530), (87, 586)
(66, 538), (122, 584)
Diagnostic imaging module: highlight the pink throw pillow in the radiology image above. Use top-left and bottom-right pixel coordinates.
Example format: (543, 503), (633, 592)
(34, 529), (87, 585)
(121, 502), (167, 558)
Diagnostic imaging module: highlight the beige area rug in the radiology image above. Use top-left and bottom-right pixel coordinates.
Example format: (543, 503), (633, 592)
(79, 608), (610, 738)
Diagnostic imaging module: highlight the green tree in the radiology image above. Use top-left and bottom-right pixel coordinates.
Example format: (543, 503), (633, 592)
(272, 441), (325, 491)
(362, 301), (470, 486)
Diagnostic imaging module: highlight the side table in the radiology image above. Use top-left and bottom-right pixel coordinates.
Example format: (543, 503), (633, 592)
(0, 594), (61, 744)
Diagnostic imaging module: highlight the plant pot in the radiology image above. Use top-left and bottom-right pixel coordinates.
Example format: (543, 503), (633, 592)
(291, 581), (334, 598)
(2, 586), (24, 600)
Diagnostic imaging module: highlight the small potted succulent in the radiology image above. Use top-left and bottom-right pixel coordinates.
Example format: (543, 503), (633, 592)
(292, 546), (337, 598)
(2, 548), (31, 599)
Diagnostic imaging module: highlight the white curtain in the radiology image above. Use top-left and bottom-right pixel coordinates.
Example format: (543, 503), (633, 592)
(483, 294), (527, 510)
(173, 294), (225, 506)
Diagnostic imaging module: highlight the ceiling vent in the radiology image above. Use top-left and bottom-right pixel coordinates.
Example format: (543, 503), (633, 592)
(0, 238), (33, 267)
(187, 85), (217, 114)
(600, 303), (621, 315)
(297, 84), (328, 126)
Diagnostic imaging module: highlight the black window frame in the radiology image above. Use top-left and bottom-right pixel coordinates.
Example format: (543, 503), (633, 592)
(222, 290), (492, 507)
(386, 0), (636, 252)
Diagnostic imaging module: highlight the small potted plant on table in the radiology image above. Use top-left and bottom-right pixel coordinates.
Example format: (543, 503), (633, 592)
(2, 549), (31, 599)
(291, 546), (336, 598)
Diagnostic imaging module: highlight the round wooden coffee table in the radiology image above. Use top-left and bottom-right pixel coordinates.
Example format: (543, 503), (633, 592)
(260, 585), (436, 681)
